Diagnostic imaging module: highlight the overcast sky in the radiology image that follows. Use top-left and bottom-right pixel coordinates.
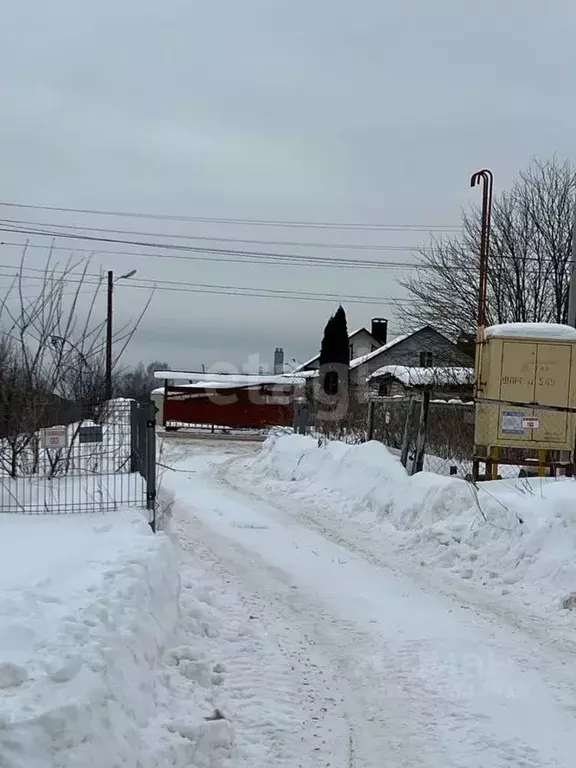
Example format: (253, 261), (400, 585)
(0, 0), (573, 373)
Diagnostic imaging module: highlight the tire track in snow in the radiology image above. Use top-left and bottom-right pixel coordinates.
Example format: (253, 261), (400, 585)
(167, 483), (471, 766)
(170, 511), (354, 768)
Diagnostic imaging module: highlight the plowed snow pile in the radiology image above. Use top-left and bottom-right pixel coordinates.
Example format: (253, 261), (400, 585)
(244, 434), (576, 614)
(0, 510), (179, 768)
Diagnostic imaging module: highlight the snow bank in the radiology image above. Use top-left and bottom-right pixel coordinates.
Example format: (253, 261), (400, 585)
(0, 510), (180, 768)
(248, 434), (576, 613)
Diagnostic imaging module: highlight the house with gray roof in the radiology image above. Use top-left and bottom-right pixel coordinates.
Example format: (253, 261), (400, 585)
(299, 321), (474, 396)
(349, 325), (474, 393)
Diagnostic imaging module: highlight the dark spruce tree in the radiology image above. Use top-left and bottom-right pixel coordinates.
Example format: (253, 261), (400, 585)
(319, 305), (350, 395)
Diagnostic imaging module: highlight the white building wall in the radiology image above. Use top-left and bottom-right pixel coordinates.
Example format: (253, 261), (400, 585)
(349, 329), (378, 361)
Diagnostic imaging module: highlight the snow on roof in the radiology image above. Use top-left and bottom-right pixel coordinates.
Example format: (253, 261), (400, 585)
(153, 371), (304, 386)
(293, 355), (321, 372)
(369, 365), (474, 387)
(349, 332), (413, 369)
(297, 369), (319, 379)
(151, 382), (243, 395)
(485, 323), (576, 342)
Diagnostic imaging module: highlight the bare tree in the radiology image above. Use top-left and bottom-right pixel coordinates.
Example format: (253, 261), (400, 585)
(116, 360), (169, 403)
(0, 247), (152, 476)
(398, 158), (576, 337)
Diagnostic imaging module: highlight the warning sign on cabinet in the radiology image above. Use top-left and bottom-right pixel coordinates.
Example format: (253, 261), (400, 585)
(522, 417), (540, 429)
(501, 411), (524, 434)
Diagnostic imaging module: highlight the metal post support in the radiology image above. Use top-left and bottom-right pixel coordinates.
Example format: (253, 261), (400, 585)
(162, 379), (168, 427)
(400, 398), (417, 468)
(145, 401), (157, 532)
(293, 400), (299, 433)
(485, 456), (493, 481)
(538, 449), (547, 478)
(297, 402), (310, 435)
(568, 205), (576, 328)
(472, 457), (480, 482)
(137, 406), (146, 476)
(367, 399), (375, 441)
(130, 400), (139, 473)
(490, 445), (500, 480)
(411, 391), (431, 476)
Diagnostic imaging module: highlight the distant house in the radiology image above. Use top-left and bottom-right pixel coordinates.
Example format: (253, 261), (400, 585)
(297, 321), (474, 398)
(368, 364), (474, 400)
(349, 325), (474, 393)
(296, 318), (389, 371)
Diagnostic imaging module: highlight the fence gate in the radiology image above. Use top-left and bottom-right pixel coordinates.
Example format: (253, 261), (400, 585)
(0, 399), (157, 523)
(130, 400), (157, 530)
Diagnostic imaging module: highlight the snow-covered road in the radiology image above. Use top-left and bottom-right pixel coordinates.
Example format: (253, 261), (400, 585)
(163, 439), (576, 768)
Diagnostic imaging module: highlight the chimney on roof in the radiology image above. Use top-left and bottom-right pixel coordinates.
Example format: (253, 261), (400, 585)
(371, 318), (388, 346)
(273, 347), (284, 374)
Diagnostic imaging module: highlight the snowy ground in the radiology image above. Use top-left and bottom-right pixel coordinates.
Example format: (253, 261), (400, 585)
(156, 435), (576, 767)
(0, 510), (183, 768)
(3, 434), (576, 766)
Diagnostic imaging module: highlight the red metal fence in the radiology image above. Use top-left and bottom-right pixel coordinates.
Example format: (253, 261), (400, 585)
(163, 383), (295, 429)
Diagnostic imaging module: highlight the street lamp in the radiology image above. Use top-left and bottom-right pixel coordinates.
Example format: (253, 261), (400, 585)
(105, 269), (137, 400)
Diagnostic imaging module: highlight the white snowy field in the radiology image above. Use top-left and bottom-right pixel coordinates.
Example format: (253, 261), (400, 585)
(3, 433), (576, 767)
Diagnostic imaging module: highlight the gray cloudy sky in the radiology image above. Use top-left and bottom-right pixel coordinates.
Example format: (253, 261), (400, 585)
(0, 0), (573, 373)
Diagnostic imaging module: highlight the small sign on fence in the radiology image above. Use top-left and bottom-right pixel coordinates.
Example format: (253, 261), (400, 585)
(41, 427), (68, 449)
(79, 425), (103, 443)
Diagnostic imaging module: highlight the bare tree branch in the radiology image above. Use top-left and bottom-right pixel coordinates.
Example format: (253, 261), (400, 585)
(398, 157), (576, 337)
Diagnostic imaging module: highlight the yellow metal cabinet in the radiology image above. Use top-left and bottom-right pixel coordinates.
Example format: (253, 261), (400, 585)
(474, 325), (576, 451)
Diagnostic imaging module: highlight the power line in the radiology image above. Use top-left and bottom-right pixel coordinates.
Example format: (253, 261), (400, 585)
(1, 228), (570, 272)
(0, 262), (415, 306)
(0, 200), (461, 232)
(0, 217), (442, 252)
(0, 238), (413, 271)
(1, 234), (568, 279)
(0, 225), (426, 270)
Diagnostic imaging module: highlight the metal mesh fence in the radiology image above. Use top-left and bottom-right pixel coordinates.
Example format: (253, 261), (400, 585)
(303, 387), (530, 479)
(369, 398), (562, 478)
(304, 385), (370, 444)
(371, 397), (480, 476)
(0, 399), (152, 514)
(297, 381), (576, 479)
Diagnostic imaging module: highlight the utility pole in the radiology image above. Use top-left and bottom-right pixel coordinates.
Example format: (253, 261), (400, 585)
(105, 270), (113, 401)
(568, 206), (576, 327)
(470, 169), (494, 335)
(105, 269), (137, 401)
